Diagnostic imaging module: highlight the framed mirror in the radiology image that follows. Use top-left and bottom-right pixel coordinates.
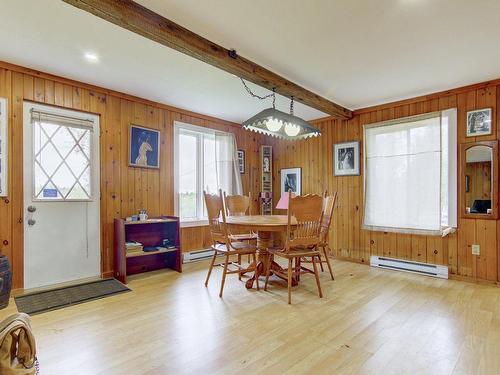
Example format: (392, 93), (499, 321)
(460, 140), (498, 219)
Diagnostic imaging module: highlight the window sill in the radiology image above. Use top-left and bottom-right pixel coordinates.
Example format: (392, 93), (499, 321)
(180, 219), (209, 228)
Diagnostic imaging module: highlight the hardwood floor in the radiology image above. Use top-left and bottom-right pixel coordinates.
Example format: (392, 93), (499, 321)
(2, 259), (500, 374)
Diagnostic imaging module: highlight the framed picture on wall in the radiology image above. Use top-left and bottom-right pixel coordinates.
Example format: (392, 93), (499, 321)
(280, 167), (301, 196)
(334, 141), (360, 176)
(129, 124), (160, 169)
(0, 97), (7, 197)
(467, 108), (492, 137)
(237, 150), (245, 174)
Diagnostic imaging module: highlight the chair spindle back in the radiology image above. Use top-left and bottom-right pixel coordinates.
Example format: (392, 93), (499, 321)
(223, 192), (252, 216)
(285, 191), (324, 251)
(204, 189), (229, 245)
(319, 191), (337, 244)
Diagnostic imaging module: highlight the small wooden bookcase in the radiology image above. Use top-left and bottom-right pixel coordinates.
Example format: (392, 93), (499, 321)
(114, 216), (182, 283)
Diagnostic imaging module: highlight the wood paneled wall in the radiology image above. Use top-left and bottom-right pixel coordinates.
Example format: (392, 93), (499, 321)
(271, 80), (500, 283)
(0, 62), (264, 289)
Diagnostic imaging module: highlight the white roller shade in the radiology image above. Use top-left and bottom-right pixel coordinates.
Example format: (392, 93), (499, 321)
(363, 110), (457, 236)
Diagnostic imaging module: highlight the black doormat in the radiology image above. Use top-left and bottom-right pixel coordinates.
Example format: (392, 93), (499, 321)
(15, 278), (130, 315)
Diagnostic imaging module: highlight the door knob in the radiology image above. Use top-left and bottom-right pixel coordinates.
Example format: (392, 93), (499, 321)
(27, 219), (36, 226)
(27, 206), (36, 213)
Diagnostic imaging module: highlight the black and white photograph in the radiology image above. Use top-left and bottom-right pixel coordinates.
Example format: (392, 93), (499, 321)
(280, 167), (301, 195)
(334, 141), (360, 176)
(237, 150), (245, 174)
(0, 97), (7, 197)
(467, 108), (492, 137)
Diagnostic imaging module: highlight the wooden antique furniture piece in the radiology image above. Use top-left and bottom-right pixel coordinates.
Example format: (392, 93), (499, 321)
(301, 191), (337, 280)
(204, 190), (258, 297)
(260, 145), (273, 215)
(223, 192), (258, 242)
(225, 214), (298, 289)
(460, 140), (498, 219)
(114, 217), (182, 283)
(264, 193), (324, 304)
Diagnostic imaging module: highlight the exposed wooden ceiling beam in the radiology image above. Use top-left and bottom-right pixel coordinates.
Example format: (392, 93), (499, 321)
(62, 0), (352, 120)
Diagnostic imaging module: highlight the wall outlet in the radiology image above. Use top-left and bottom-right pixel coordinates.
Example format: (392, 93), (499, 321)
(472, 244), (480, 255)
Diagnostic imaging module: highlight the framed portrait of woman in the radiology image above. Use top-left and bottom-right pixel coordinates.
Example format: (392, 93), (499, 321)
(334, 141), (360, 176)
(129, 124), (160, 169)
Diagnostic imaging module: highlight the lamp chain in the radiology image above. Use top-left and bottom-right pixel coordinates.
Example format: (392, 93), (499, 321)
(240, 78), (276, 108)
(290, 96), (294, 116)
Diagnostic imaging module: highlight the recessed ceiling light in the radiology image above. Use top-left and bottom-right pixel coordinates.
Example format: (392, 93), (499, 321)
(84, 52), (99, 63)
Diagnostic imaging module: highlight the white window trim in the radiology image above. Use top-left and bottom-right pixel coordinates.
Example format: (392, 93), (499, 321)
(362, 109), (457, 236)
(174, 121), (228, 226)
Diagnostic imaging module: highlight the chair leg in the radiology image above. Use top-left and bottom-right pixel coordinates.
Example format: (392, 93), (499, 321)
(238, 254), (242, 280)
(319, 253), (324, 272)
(254, 252), (260, 291)
(322, 246), (334, 280)
(287, 258), (293, 304)
(311, 256), (323, 298)
(219, 254), (230, 298)
(264, 254), (272, 291)
(205, 250), (217, 287)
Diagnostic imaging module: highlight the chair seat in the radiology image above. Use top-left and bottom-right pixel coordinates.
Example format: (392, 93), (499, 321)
(212, 242), (256, 254)
(267, 246), (320, 258)
(229, 233), (258, 241)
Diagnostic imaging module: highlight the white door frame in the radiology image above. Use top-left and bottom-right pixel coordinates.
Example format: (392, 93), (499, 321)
(22, 101), (101, 289)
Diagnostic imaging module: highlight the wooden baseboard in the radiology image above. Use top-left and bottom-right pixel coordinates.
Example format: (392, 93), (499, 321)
(101, 271), (114, 279)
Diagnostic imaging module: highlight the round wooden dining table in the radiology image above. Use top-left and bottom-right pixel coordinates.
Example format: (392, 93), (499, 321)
(226, 215), (297, 289)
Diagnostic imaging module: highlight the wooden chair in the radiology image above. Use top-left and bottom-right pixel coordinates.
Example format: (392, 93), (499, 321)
(223, 191), (258, 242)
(204, 189), (258, 297)
(301, 191), (337, 280)
(264, 192), (324, 304)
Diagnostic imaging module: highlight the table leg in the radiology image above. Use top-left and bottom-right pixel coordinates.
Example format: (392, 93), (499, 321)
(245, 231), (298, 289)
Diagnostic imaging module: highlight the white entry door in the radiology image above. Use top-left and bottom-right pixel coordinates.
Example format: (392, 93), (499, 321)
(23, 102), (100, 289)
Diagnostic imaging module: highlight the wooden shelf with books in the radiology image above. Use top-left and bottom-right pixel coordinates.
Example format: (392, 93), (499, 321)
(114, 216), (182, 283)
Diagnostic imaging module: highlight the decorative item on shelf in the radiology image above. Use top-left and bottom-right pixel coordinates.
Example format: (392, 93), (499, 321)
(280, 168), (301, 196)
(239, 79), (321, 140)
(275, 191), (296, 210)
(129, 124), (160, 168)
(139, 209), (148, 221)
(466, 108), (492, 137)
(259, 192), (273, 215)
(237, 150), (245, 174)
(334, 141), (360, 176)
(0, 97), (8, 197)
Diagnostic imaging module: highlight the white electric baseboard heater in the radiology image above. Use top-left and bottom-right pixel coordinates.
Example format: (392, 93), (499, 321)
(370, 255), (448, 279)
(183, 249), (219, 263)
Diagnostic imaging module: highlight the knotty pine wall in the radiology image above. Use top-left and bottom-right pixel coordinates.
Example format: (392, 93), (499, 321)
(0, 62), (264, 289)
(271, 80), (500, 283)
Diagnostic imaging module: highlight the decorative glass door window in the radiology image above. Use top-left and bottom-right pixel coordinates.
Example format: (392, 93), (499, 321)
(33, 119), (93, 201)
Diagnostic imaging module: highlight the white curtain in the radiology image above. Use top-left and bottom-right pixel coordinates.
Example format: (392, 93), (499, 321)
(363, 110), (457, 235)
(215, 132), (242, 195)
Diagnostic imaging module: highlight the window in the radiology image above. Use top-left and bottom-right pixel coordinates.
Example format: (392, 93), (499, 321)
(363, 109), (457, 236)
(174, 122), (241, 224)
(31, 109), (94, 201)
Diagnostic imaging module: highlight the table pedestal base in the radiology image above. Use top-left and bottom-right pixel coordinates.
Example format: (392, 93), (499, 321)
(244, 230), (298, 289)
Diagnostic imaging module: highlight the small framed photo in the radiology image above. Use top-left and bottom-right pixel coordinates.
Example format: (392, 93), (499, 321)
(0, 97), (7, 197)
(237, 150), (245, 174)
(129, 124), (160, 169)
(467, 108), (492, 137)
(281, 167), (301, 196)
(334, 141), (360, 176)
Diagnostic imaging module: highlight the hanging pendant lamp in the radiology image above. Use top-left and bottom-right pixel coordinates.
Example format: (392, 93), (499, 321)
(240, 79), (321, 140)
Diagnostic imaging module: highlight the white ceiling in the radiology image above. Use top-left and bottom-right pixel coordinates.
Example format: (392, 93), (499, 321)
(2, 0), (500, 123)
